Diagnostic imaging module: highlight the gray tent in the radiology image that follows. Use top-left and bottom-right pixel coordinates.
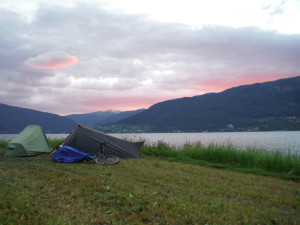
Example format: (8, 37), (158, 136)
(50, 125), (144, 158)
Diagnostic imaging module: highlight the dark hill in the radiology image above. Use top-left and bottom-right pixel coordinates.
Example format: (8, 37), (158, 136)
(110, 76), (300, 132)
(0, 103), (78, 134)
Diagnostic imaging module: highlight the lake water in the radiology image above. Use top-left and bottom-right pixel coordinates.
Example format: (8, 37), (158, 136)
(1, 131), (299, 154)
(114, 131), (300, 154)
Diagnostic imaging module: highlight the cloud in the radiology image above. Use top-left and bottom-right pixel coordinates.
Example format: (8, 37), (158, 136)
(0, 2), (300, 115)
(24, 51), (78, 69)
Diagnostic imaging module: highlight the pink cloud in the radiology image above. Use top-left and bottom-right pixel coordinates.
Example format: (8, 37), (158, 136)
(24, 51), (78, 69)
(53, 95), (171, 115)
(86, 96), (167, 111)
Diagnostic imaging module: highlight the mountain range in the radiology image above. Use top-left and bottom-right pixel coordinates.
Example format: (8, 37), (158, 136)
(1, 76), (300, 134)
(0, 104), (144, 134)
(64, 109), (145, 127)
(102, 76), (300, 132)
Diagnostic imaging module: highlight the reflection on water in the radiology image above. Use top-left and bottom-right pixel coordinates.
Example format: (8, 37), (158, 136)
(1, 131), (299, 154)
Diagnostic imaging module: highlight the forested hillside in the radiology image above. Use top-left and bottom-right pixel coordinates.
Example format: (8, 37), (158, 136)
(106, 76), (300, 132)
(0, 104), (77, 133)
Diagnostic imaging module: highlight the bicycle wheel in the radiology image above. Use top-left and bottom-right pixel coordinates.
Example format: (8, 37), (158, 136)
(95, 155), (119, 165)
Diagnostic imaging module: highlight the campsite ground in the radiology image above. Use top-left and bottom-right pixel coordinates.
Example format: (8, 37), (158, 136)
(0, 142), (300, 224)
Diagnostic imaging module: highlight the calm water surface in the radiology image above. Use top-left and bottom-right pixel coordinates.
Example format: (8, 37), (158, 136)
(1, 131), (299, 154)
(115, 131), (300, 154)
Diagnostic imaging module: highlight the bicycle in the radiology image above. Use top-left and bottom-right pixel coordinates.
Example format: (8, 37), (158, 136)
(93, 143), (119, 166)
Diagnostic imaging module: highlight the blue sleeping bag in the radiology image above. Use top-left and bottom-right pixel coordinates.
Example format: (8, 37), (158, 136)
(53, 146), (94, 163)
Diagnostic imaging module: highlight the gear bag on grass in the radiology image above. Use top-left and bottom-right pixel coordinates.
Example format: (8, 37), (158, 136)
(53, 146), (94, 163)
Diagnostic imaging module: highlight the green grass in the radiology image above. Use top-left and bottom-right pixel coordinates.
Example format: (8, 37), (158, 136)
(0, 139), (300, 224)
(3, 138), (300, 178)
(141, 141), (300, 179)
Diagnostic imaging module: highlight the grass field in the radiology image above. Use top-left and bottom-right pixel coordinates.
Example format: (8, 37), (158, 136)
(141, 141), (300, 180)
(0, 140), (300, 224)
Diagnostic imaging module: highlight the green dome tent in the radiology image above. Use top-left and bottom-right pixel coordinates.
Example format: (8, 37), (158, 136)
(5, 125), (52, 157)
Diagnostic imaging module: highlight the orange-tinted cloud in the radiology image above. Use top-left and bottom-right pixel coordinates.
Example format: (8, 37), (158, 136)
(54, 95), (171, 115)
(24, 51), (78, 69)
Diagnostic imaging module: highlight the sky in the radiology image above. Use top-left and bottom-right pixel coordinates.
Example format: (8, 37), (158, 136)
(0, 0), (300, 115)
